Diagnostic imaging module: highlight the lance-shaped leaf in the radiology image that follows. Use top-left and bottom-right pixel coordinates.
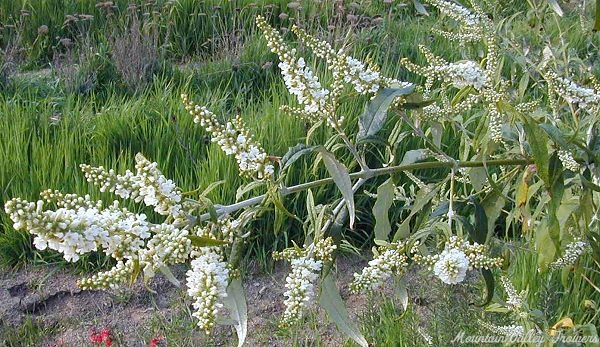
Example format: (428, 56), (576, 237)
(547, 153), (564, 250)
(373, 178), (395, 242)
(400, 149), (429, 165)
(357, 84), (415, 140)
(521, 117), (550, 188)
(539, 123), (569, 149)
(223, 278), (248, 347)
(280, 143), (318, 172)
(475, 269), (495, 307)
(319, 273), (369, 347)
(158, 266), (180, 287)
(536, 219), (556, 272)
(316, 147), (355, 229)
(188, 235), (230, 247)
(595, 0), (600, 31)
(547, 0), (564, 16)
(471, 198), (488, 245)
(412, 0), (429, 16)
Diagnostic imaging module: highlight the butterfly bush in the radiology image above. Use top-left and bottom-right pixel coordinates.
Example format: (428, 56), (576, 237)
(5, 1), (600, 344)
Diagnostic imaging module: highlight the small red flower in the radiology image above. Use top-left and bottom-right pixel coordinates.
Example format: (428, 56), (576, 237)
(148, 335), (164, 347)
(89, 328), (112, 346)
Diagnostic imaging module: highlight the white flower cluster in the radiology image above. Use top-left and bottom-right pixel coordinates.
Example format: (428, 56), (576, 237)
(550, 74), (600, 110)
(480, 321), (525, 337)
(433, 248), (470, 285)
(558, 150), (580, 172)
(80, 153), (183, 217)
(413, 236), (502, 285)
(186, 250), (230, 334)
(5, 196), (151, 263)
(425, 0), (482, 29)
(551, 238), (589, 269)
(78, 260), (134, 289)
(182, 95), (275, 179)
(500, 276), (526, 312)
(291, 25), (412, 96)
(281, 256), (323, 326)
(274, 237), (336, 326)
(139, 224), (191, 278)
(442, 60), (488, 91)
(256, 16), (337, 126)
(278, 56), (331, 114)
(351, 244), (409, 293)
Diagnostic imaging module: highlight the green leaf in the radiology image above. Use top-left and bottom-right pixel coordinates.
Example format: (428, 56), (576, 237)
(236, 181), (266, 201)
(357, 84), (415, 139)
(393, 277), (409, 312)
(578, 324), (599, 343)
(268, 188), (297, 219)
(481, 190), (505, 243)
(595, 0), (600, 31)
(158, 266), (180, 287)
(393, 184), (442, 241)
(316, 148), (356, 229)
(547, 0), (564, 16)
(521, 117), (550, 188)
(518, 73), (529, 99)
(199, 180), (226, 199)
(471, 198), (488, 244)
(536, 219), (556, 272)
(188, 235), (230, 247)
(223, 278), (248, 347)
(373, 178), (395, 242)
(468, 166), (487, 192)
(130, 259), (140, 285)
(539, 123), (569, 149)
(547, 153), (564, 250)
(412, 0), (429, 16)
(400, 149), (429, 165)
(451, 86), (474, 106)
(476, 269), (495, 307)
(280, 144), (318, 172)
(430, 121), (443, 148)
(319, 273), (369, 347)
(485, 303), (510, 313)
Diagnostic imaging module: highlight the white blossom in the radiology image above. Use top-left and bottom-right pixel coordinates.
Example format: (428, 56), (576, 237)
(500, 276), (526, 312)
(351, 246), (408, 292)
(433, 248), (470, 284)
(182, 95), (275, 179)
(281, 257), (322, 326)
(186, 250), (230, 334)
(442, 60), (488, 91)
(558, 150), (580, 172)
(551, 238), (589, 269)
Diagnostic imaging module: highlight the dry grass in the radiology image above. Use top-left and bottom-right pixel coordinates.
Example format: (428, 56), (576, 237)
(108, 8), (163, 93)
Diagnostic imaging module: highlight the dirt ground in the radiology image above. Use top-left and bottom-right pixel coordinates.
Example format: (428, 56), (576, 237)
(0, 255), (395, 347)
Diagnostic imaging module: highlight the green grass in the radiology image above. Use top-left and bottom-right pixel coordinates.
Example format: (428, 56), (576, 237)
(0, 316), (57, 347)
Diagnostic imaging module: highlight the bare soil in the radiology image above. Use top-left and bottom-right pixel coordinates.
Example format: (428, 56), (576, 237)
(0, 255), (395, 347)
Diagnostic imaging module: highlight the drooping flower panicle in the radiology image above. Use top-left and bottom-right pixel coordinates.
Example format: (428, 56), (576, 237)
(80, 153), (183, 218)
(273, 237), (336, 326)
(351, 242), (408, 292)
(182, 94), (274, 180)
(186, 249), (230, 334)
